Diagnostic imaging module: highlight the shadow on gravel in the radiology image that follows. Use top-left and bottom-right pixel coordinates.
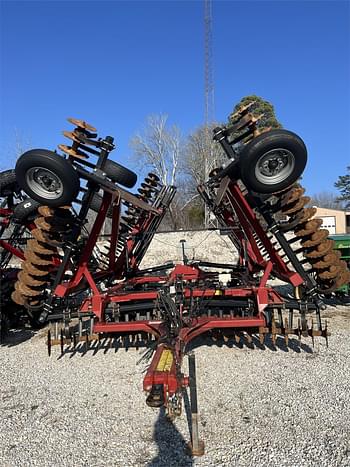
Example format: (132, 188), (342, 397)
(147, 406), (193, 467)
(0, 328), (36, 347)
(187, 333), (313, 354)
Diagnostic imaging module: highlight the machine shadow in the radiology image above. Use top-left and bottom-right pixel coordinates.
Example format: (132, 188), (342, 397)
(0, 328), (36, 347)
(187, 333), (314, 353)
(147, 406), (193, 467)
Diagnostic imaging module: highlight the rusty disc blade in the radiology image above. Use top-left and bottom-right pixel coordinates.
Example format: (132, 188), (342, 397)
(317, 280), (337, 294)
(67, 117), (96, 132)
(37, 205), (72, 217)
(35, 216), (55, 232)
(301, 229), (330, 248)
(318, 264), (343, 280)
(17, 270), (48, 287)
(144, 178), (159, 187)
(281, 207), (317, 231)
(27, 239), (56, 255)
(138, 189), (152, 198)
(147, 172), (160, 182)
(138, 185), (153, 194)
(304, 239), (335, 259)
(62, 130), (82, 144)
(281, 187), (306, 207)
(282, 196), (311, 215)
(31, 227), (51, 242)
(31, 228), (62, 247)
(36, 215), (73, 231)
(335, 270), (350, 288)
(294, 219), (323, 237)
(11, 290), (27, 305)
(311, 251), (342, 269)
(58, 144), (89, 160)
(24, 249), (55, 265)
(141, 183), (158, 193)
(293, 207), (317, 225)
(37, 206), (55, 217)
(17, 281), (44, 297)
(322, 269), (350, 293)
(43, 215), (74, 228)
(22, 261), (52, 276)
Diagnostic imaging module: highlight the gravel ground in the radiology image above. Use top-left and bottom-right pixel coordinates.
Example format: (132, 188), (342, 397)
(1, 304), (349, 467)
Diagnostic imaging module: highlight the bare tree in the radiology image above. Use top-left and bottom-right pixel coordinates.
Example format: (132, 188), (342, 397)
(180, 124), (227, 226)
(131, 114), (181, 186)
(130, 114), (184, 229)
(309, 191), (345, 210)
(184, 124), (226, 186)
(1, 129), (32, 171)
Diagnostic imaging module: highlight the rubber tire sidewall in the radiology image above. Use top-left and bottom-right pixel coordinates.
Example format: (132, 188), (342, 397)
(103, 159), (137, 188)
(239, 129), (307, 194)
(12, 198), (40, 222)
(15, 149), (80, 207)
(0, 169), (20, 197)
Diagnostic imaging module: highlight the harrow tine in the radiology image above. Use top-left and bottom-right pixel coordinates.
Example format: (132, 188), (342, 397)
(271, 316), (277, 346)
(245, 331), (253, 346)
(60, 328), (64, 356)
(284, 317), (289, 346)
(316, 308), (322, 331)
(258, 327), (265, 345)
(301, 312), (308, 338)
(47, 329), (51, 357)
(234, 332), (241, 345)
(288, 309), (293, 329)
(310, 319), (314, 348)
(297, 318), (302, 345)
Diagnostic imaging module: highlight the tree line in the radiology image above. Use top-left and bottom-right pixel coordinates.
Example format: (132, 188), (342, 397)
(130, 95), (350, 229)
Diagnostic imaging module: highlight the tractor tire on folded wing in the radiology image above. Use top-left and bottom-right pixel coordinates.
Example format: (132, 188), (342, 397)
(239, 129), (307, 194)
(12, 198), (41, 223)
(15, 149), (80, 207)
(103, 159), (137, 188)
(0, 169), (20, 197)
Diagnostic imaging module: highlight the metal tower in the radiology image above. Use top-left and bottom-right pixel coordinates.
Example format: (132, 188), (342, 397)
(204, 0), (215, 227)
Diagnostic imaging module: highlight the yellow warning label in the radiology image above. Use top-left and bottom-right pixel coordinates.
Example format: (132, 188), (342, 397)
(214, 289), (223, 296)
(156, 349), (174, 372)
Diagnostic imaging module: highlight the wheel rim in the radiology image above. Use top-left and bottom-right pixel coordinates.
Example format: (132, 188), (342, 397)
(25, 167), (63, 200)
(255, 148), (295, 185)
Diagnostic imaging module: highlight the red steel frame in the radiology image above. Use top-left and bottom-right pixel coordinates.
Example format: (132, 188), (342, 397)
(0, 207), (35, 262)
(49, 177), (306, 409)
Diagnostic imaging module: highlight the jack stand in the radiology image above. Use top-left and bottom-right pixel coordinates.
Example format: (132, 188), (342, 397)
(187, 351), (205, 456)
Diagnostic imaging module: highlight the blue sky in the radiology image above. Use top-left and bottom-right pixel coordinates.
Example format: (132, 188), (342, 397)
(1, 0), (349, 196)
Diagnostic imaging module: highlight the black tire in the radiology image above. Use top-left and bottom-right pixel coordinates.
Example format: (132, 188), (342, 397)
(15, 149), (80, 207)
(239, 129), (307, 194)
(0, 268), (22, 342)
(0, 169), (20, 197)
(12, 198), (40, 222)
(103, 159), (137, 188)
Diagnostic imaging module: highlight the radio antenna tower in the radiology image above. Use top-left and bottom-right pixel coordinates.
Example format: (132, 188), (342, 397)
(204, 0), (215, 227)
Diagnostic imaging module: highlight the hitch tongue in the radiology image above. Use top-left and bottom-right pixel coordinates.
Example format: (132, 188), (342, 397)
(146, 384), (165, 408)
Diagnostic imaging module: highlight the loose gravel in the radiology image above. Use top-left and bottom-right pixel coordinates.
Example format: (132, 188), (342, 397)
(1, 305), (349, 467)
